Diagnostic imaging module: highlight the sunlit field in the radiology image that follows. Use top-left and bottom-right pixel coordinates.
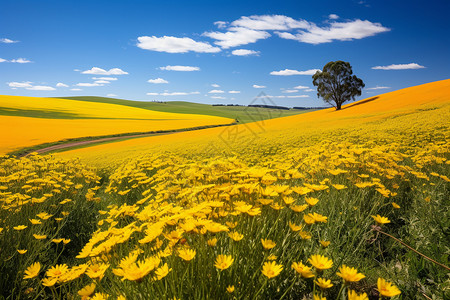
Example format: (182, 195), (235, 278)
(1, 80), (449, 299)
(0, 95), (233, 154)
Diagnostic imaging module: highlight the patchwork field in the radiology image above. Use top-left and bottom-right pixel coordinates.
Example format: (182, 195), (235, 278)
(0, 95), (234, 154)
(0, 80), (449, 299)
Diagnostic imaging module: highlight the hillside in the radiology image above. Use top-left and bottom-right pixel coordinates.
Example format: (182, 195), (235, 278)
(57, 79), (450, 167)
(61, 96), (313, 124)
(0, 95), (233, 154)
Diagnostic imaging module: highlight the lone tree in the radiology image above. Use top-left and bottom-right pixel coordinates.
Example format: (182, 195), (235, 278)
(312, 61), (364, 110)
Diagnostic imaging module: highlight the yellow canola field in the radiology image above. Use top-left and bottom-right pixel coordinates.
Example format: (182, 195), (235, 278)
(0, 95), (233, 154)
(59, 79), (450, 167)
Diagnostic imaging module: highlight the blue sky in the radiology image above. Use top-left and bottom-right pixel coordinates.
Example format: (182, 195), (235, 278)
(1, 0), (449, 107)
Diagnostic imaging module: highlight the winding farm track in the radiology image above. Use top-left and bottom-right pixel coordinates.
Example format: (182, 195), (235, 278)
(18, 122), (236, 157)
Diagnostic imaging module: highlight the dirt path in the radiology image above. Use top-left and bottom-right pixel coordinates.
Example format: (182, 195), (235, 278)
(19, 122), (236, 157)
(31, 132), (169, 155)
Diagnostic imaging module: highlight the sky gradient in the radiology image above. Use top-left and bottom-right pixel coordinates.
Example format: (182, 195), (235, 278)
(1, 0), (449, 107)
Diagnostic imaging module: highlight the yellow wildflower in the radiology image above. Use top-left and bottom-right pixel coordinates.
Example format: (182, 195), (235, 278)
(261, 261), (283, 279)
(261, 239), (276, 250)
(24, 262), (41, 279)
(336, 265), (365, 282)
(377, 278), (401, 297)
(348, 290), (369, 300)
(178, 249), (196, 261)
(315, 278), (333, 289)
(308, 254), (333, 270)
(292, 262), (315, 278)
(214, 254), (234, 270)
(372, 215), (390, 225)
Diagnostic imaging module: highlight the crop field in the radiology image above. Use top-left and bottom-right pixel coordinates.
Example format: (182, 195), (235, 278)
(0, 95), (234, 154)
(0, 80), (449, 299)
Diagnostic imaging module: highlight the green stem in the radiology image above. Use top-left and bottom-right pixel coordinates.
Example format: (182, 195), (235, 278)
(252, 279), (268, 300)
(335, 283), (345, 300)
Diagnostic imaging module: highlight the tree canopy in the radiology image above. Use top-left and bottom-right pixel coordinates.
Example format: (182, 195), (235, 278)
(312, 61), (365, 110)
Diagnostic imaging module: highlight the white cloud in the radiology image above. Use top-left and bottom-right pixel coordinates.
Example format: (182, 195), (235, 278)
(81, 67), (128, 75)
(0, 58), (7, 63)
(282, 89), (299, 93)
(26, 85), (56, 91)
(0, 38), (18, 43)
(148, 78), (169, 84)
(305, 89), (315, 92)
(371, 63), (425, 70)
(287, 95), (309, 98)
(293, 85), (309, 89)
(211, 96), (226, 99)
(208, 89), (225, 93)
(270, 68), (320, 76)
(76, 82), (104, 87)
(94, 80), (111, 84)
(146, 91), (200, 96)
(214, 21), (228, 29)
(107, 94), (118, 97)
(228, 90), (240, 94)
(211, 83), (220, 87)
(10, 58), (32, 63)
(137, 36), (221, 53)
(231, 49), (260, 56)
(70, 88), (82, 91)
(92, 77), (118, 81)
(73, 69), (81, 72)
(8, 82), (33, 88)
(253, 84), (266, 88)
(366, 86), (390, 90)
(203, 27), (270, 48)
(231, 15), (310, 31)
(159, 65), (200, 71)
(56, 83), (69, 87)
(276, 19), (389, 44)
(328, 14), (339, 20)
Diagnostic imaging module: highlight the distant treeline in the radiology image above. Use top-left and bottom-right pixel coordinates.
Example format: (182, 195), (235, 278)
(212, 104), (329, 110)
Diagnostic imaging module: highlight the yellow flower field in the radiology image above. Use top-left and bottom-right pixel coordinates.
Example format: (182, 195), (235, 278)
(0, 95), (233, 154)
(1, 80), (449, 299)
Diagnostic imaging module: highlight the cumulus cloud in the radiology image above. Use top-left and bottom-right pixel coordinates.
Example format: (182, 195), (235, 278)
(286, 95), (309, 98)
(231, 49), (260, 56)
(137, 36), (221, 53)
(148, 78), (169, 84)
(293, 85), (309, 89)
(0, 58), (7, 63)
(94, 80), (111, 84)
(56, 83), (69, 87)
(8, 82), (33, 88)
(81, 67), (128, 75)
(282, 89), (299, 93)
(70, 88), (82, 91)
(211, 83), (220, 87)
(159, 65), (200, 71)
(0, 38), (18, 43)
(211, 96), (226, 99)
(253, 84), (266, 88)
(76, 82), (104, 87)
(228, 90), (240, 94)
(26, 85), (56, 91)
(276, 19), (389, 44)
(146, 91), (200, 96)
(208, 89), (225, 93)
(10, 58), (32, 63)
(328, 14), (339, 20)
(270, 68), (320, 76)
(231, 15), (310, 31)
(214, 21), (228, 29)
(92, 77), (118, 81)
(366, 86), (390, 90)
(203, 27), (270, 48)
(371, 63), (425, 70)
(305, 89), (315, 92)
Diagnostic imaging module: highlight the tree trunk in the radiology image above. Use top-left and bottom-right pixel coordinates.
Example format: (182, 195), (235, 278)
(336, 102), (342, 110)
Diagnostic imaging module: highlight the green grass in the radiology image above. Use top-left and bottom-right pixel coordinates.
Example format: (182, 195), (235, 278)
(59, 96), (314, 123)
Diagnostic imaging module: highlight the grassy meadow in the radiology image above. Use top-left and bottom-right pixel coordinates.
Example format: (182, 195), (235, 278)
(0, 80), (449, 299)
